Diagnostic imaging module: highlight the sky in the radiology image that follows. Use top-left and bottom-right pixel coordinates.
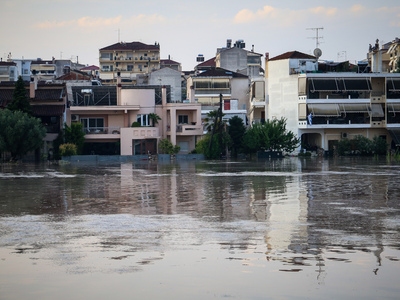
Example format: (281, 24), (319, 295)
(1, 0), (400, 71)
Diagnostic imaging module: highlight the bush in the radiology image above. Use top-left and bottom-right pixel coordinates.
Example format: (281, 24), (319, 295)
(59, 143), (77, 156)
(158, 139), (180, 154)
(131, 122), (141, 127)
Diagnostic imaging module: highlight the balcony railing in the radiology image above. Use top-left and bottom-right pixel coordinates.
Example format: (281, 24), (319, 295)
(83, 127), (121, 135)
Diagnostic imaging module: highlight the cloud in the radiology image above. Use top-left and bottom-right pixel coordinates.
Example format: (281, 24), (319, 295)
(308, 6), (337, 16)
(234, 6), (274, 24)
(34, 14), (165, 30)
(350, 4), (366, 13)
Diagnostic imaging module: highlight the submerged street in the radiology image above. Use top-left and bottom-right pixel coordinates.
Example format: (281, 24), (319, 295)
(0, 157), (399, 299)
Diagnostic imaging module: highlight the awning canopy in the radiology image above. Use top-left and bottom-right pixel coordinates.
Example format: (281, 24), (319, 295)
(309, 78), (371, 92)
(388, 103), (400, 113)
(308, 104), (340, 116)
(370, 104), (385, 117)
(340, 103), (370, 114)
(387, 78), (400, 92)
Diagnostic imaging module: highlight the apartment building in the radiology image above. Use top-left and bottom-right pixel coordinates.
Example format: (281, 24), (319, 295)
(266, 50), (400, 153)
(0, 61), (17, 82)
(0, 79), (66, 157)
(216, 39), (264, 79)
(99, 41), (160, 84)
(69, 78), (202, 155)
(187, 67), (248, 122)
(368, 38), (400, 73)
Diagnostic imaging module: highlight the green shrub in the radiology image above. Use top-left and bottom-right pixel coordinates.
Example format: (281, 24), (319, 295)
(159, 139), (180, 154)
(59, 143), (77, 156)
(131, 122), (141, 127)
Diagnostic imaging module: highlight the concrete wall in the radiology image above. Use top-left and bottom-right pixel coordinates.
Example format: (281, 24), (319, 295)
(149, 68), (182, 102)
(267, 59), (300, 137)
(231, 77), (250, 110)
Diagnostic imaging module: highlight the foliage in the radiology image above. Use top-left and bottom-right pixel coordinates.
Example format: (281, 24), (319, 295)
(52, 131), (64, 160)
(131, 121), (141, 127)
(59, 143), (77, 156)
(336, 138), (351, 156)
(242, 118), (300, 154)
(0, 109), (46, 160)
(148, 113), (161, 126)
(195, 132), (231, 159)
(7, 76), (33, 116)
(337, 135), (388, 156)
(395, 58), (400, 73)
(228, 116), (246, 158)
(64, 123), (85, 154)
(158, 139), (180, 154)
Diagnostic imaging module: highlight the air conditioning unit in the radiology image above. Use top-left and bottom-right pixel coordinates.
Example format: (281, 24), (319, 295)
(341, 132), (348, 139)
(71, 114), (79, 122)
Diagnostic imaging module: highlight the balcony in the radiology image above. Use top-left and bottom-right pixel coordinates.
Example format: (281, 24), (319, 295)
(83, 127), (121, 140)
(167, 124), (203, 135)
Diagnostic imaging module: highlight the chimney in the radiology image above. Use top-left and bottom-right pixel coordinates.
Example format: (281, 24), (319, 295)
(29, 77), (37, 98)
(265, 52), (270, 79)
(117, 72), (122, 105)
(189, 85), (195, 103)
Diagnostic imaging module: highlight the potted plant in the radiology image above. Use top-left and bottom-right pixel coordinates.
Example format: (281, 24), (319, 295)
(149, 113), (161, 127)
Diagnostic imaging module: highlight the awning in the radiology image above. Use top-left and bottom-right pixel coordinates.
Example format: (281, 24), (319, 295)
(387, 78), (400, 91)
(370, 104), (385, 117)
(309, 78), (371, 92)
(388, 103), (400, 113)
(308, 104), (340, 116)
(340, 103), (370, 114)
(309, 78), (339, 92)
(343, 78), (371, 91)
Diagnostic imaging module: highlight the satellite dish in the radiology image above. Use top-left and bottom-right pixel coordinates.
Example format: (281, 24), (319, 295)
(314, 48), (322, 58)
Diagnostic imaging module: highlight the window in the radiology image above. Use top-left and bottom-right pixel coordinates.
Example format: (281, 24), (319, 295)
(81, 118), (104, 133)
(137, 114), (150, 126)
(127, 65), (133, 71)
(178, 115), (188, 124)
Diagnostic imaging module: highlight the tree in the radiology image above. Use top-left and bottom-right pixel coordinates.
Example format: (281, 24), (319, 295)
(0, 109), (46, 161)
(243, 118), (300, 154)
(228, 116), (246, 158)
(64, 123), (85, 154)
(149, 113), (161, 127)
(7, 76), (32, 116)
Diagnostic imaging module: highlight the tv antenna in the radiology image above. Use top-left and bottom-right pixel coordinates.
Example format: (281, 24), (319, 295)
(307, 27), (324, 48)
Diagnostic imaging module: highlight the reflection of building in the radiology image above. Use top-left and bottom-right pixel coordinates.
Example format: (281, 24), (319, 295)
(266, 50), (400, 153)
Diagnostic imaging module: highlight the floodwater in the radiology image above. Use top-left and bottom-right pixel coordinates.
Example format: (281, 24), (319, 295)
(0, 158), (399, 300)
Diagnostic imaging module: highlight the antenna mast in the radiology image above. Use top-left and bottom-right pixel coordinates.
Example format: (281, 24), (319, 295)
(307, 27), (324, 48)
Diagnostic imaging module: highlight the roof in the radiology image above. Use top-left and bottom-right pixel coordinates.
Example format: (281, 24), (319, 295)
(160, 59), (180, 65)
(197, 57), (216, 68)
(80, 65), (99, 71)
(32, 105), (65, 117)
(100, 42), (160, 51)
(269, 51), (316, 61)
(194, 68), (248, 78)
(56, 70), (92, 80)
(0, 61), (16, 66)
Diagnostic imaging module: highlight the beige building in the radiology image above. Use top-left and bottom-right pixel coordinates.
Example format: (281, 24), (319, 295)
(68, 78), (202, 155)
(99, 41), (160, 84)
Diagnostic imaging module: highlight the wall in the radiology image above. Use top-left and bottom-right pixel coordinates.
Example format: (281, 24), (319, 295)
(149, 68), (182, 102)
(231, 77), (249, 110)
(267, 59), (300, 137)
(121, 89), (155, 106)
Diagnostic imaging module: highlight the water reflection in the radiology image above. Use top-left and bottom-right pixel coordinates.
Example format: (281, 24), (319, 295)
(0, 158), (399, 299)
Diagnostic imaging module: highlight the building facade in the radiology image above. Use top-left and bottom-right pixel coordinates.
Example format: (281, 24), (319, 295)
(99, 42), (160, 84)
(267, 50), (400, 154)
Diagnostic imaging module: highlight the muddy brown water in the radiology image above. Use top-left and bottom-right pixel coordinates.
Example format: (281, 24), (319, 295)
(0, 158), (399, 299)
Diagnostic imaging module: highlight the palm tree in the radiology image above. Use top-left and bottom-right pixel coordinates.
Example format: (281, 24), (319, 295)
(149, 113), (161, 127)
